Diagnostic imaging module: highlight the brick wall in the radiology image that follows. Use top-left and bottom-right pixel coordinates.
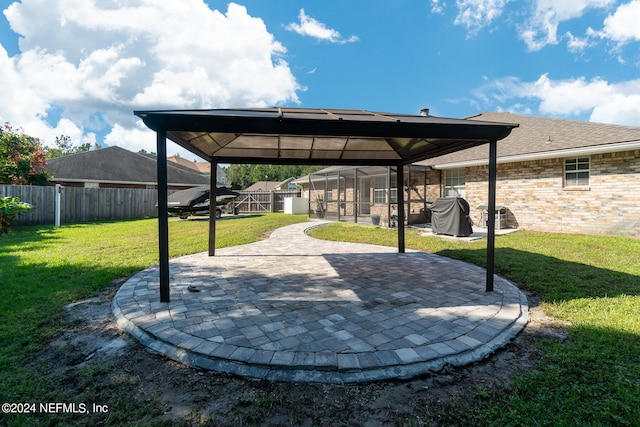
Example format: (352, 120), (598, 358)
(447, 149), (639, 237)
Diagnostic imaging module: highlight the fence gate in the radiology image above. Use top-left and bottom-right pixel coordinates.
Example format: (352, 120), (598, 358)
(235, 190), (301, 213)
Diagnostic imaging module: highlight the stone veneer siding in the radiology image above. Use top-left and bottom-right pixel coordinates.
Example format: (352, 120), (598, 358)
(456, 149), (639, 237)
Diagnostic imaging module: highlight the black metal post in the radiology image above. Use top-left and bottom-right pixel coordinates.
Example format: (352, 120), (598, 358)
(308, 173), (311, 219)
(337, 171), (341, 222)
(156, 130), (170, 303)
(486, 140), (497, 292)
(354, 169), (358, 223)
(324, 174), (328, 218)
(209, 159), (217, 256)
(407, 164), (412, 225)
(387, 166), (391, 228)
(397, 163), (405, 253)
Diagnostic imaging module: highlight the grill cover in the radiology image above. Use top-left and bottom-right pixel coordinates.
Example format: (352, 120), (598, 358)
(430, 197), (473, 237)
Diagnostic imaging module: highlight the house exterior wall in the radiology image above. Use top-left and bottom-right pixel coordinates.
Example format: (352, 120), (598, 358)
(444, 149), (639, 237)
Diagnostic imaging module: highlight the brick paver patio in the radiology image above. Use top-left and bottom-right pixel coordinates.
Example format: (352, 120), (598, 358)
(113, 221), (528, 383)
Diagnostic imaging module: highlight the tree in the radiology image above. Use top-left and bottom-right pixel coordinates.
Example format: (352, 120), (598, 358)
(45, 135), (94, 159)
(224, 164), (324, 189)
(0, 123), (50, 185)
(225, 164), (253, 189)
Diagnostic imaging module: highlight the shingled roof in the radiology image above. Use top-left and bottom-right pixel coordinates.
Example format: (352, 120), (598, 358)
(421, 112), (640, 168)
(46, 146), (210, 186)
(167, 155), (214, 173)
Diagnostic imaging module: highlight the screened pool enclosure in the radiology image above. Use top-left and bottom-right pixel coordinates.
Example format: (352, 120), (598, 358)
(302, 165), (433, 226)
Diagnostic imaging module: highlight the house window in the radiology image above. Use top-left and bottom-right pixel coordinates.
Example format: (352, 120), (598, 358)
(445, 168), (466, 197)
(373, 175), (397, 204)
(564, 157), (590, 187)
(326, 180), (337, 201)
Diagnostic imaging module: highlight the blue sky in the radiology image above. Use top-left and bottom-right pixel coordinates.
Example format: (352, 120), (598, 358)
(1, 0), (639, 159)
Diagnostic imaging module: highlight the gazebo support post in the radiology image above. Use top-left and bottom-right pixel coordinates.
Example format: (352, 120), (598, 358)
(324, 174), (328, 219)
(354, 169), (358, 223)
(407, 165), (412, 227)
(387, 167), (392, 228)
(156, 130), (170, 303)
(337, 171), (341, 222)
(209, 159), (218, 256)
(308, 173), (311, 219)
(486, 140), (497, 292)
(397, 163), (405, 253)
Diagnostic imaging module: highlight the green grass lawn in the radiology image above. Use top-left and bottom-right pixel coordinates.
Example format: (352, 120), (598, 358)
(0, 214), (308, 425)
(308, 223), (640, 426)
(1, 217), (638, 426)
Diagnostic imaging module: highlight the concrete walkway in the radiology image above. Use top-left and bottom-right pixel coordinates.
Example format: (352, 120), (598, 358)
(112, 221), (528, 383)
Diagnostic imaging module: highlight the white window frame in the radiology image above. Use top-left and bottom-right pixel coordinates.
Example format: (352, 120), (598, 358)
(564, 156), (590, 188)
(325, 179), (337, 201)
(373, 175), (397, 204)
(445, 168), (466, 198)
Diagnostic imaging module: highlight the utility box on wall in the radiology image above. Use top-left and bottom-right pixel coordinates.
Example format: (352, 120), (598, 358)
(284, 197), (308, 214)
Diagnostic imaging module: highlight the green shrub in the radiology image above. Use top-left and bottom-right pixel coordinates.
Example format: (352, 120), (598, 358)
(0, 196), (32, 234)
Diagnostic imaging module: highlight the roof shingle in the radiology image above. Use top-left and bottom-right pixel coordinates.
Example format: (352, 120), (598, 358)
(46, 146), (210, 186)
(420, 112), (640, 167)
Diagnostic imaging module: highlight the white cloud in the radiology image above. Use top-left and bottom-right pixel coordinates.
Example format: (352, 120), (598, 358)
(565, 31), (592, 52)
(104, 122), (155, 154)
(475, 74), (640, 126)
(0, 45), (49, 125)
(518, 0), (615, 51)
(453, 0), (511, 34)
(1, 0), (301, 158)
(596, 0), (640, 45)
(431, 0), (446, 14)
(531, 74), (613, 115)
(285, 9), (358, 44)
(103, 119), (194, 161)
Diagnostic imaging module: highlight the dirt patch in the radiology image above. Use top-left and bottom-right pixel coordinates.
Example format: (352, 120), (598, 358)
(39, 281), (566, 426)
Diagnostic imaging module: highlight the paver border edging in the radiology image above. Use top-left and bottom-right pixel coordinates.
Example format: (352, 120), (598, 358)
(112, 270), (528, 384)
(111, 220), (529, 384)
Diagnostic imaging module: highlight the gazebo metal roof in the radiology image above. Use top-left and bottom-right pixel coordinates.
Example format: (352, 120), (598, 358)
(135, 108), (516, 165)
(134, 108), (518, 302)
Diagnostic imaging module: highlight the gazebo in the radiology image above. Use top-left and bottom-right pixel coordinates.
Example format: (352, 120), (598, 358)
(134, 108), (518, 302)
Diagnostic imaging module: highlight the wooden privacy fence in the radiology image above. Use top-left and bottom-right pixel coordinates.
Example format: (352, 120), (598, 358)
(0, 184), (159, 225)
(235, 190), (301, 213)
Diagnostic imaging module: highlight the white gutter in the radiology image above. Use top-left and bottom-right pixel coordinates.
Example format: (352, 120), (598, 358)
(430, 140), (640, 169)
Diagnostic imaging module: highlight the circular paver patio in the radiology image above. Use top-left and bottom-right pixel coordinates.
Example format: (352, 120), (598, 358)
(112, 221), (528, 383)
